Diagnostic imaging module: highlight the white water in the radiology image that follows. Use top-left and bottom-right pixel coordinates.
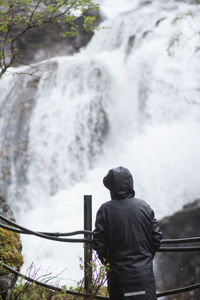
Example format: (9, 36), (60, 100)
(1, 0), (200, 287)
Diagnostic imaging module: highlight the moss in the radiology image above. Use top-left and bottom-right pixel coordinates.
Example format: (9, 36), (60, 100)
(0, 227), (24, 275)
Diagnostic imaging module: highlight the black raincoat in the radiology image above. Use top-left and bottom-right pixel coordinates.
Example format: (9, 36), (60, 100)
(93, 166), (163, 300)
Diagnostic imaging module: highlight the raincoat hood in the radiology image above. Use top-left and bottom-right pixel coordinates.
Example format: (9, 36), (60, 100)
(103, 166), (135, 200)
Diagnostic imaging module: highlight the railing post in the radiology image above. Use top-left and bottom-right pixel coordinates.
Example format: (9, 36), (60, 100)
(84, 195), (92, 298)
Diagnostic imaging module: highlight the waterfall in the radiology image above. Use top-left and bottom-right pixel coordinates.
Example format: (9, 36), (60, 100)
(0, 0), (200, 286)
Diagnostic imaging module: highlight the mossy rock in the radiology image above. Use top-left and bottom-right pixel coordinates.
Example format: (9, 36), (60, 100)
(0, 228), (23, 275)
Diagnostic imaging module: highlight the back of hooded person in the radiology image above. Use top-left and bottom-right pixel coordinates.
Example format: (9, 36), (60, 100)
(93, 166), (163, 300)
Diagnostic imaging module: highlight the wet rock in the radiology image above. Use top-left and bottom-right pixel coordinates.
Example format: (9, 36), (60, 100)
(0, 57), (109, 203)
(126, 35), (135, 57)
(155, 199), (200, 300)
(0, 61), (57, 204)
(155, 17), (167, 27)
(0, 77), (37, 200)
(15, 9), (104, 66)
(175, 0), (200, 3)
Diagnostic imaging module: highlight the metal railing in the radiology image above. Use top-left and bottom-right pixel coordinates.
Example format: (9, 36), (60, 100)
(0, 195), (200, 299)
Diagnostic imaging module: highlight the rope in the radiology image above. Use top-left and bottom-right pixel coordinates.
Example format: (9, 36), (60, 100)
(159, 246), (200, 252)
(0, 215), (89, 243)
(162, 237), (200, 244)
(0, 222), (92, 236)
(1, 219), (200, 250)
(2, 215), (200, 251)
(1, 214), (200, 246)
(1, 262), (200, 299)
(157, 282), (200, 297)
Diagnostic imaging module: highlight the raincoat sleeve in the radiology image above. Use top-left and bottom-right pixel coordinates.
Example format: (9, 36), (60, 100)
(92, 206), (108, 264)
(151, 209), (163, 255)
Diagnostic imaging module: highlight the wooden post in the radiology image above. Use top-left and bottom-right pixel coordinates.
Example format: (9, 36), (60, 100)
(84, 195), (92, 298)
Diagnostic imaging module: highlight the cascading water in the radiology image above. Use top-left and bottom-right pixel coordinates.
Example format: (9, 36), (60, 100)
(0, 0), (200, 287)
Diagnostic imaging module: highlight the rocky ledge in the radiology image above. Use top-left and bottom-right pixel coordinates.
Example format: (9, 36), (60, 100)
(155, 199), (200, 300)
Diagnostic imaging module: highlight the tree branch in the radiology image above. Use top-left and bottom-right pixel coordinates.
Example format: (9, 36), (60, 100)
(29, 0), (42, 23)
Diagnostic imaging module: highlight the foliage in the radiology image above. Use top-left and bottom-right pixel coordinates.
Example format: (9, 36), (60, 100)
(0, 228), (24, 275)
(10, 283), (108, 299)
(9, 283), (55, 300)
(75, 251), (109, 299)
(0, 0), (98, 78)
(8, 251), (109, 299)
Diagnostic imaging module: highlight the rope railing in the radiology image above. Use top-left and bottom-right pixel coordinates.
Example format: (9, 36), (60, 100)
(1, 262), (200, 299)
(1, 214), (200, 251)
(162, 237), (200, 244)
(158, 246), (200, 252)
(157, 282), (200, 298)
(1, 209), (200, 298)
(0, 222), (92, 237)
(0, 215), (88, 243)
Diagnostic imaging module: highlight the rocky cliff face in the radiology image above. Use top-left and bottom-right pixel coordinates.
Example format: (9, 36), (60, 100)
(0, 61), (58, 203)
(155, 199), (200, 300)
(0, 75), (37, 200)
(0, 8), (106, 205)
(0, 57), (109, 206)
(0, 195), (23, 299)
(15, 9), (104, 66)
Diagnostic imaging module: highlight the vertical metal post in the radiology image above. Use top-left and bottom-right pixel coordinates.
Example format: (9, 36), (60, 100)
(84, 195), (92, 298)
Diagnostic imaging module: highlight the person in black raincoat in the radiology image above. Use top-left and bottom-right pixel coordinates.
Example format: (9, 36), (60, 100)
(93, 166), (163, 300)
